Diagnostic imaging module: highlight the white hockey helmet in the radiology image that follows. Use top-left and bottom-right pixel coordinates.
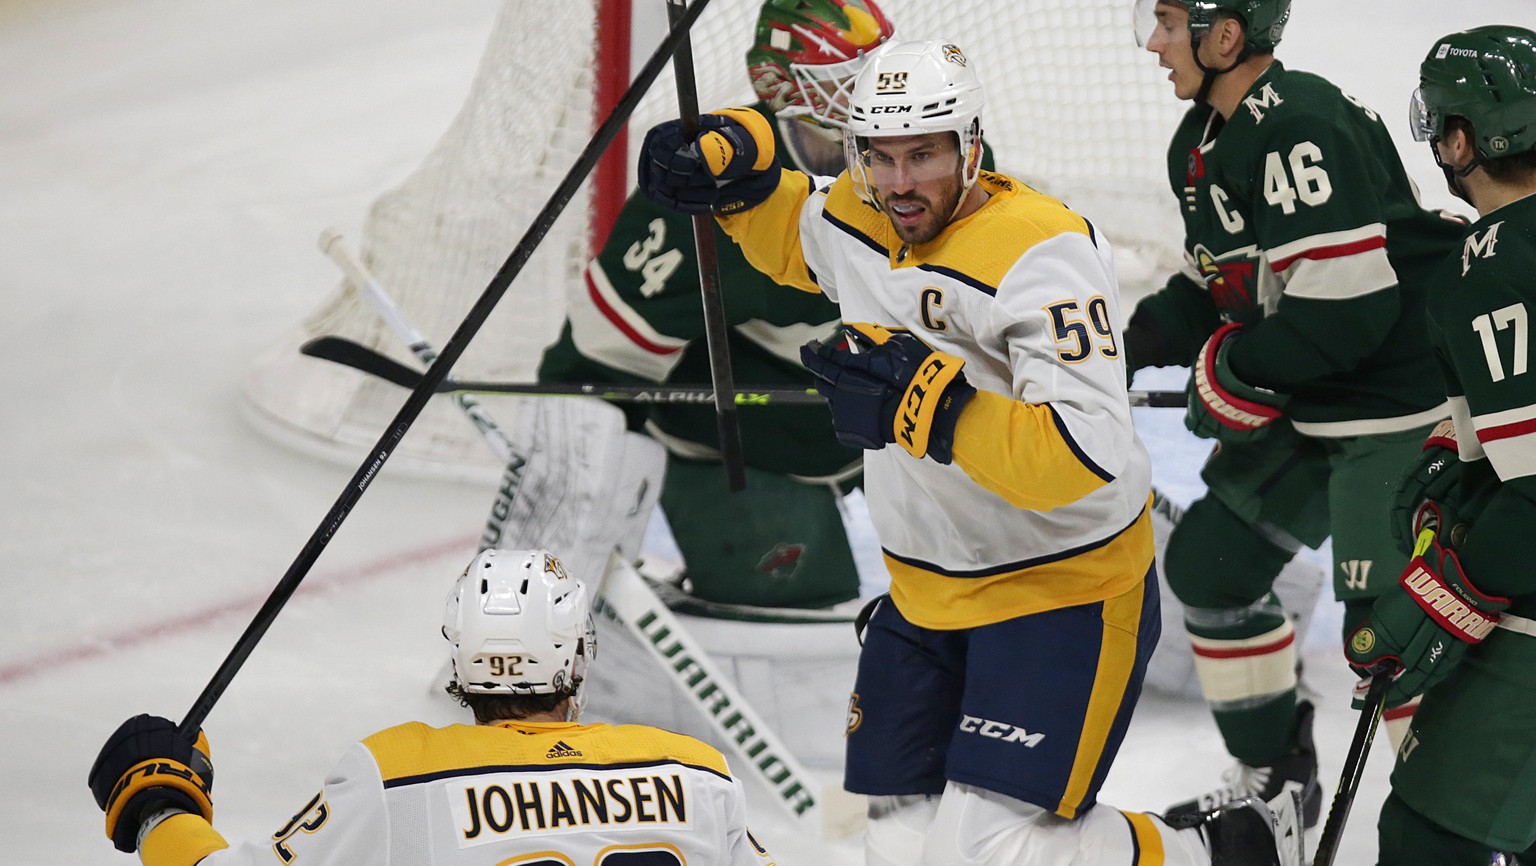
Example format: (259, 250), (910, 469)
(843, 39), (986, 209)
(442, 548), (596, 699)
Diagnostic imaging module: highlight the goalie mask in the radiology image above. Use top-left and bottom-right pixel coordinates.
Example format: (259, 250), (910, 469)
(1412, 26), (1536, 160)
(748, 0), (894, 175)
(843, 39), (985, 213)
(442, 548), (596, 703)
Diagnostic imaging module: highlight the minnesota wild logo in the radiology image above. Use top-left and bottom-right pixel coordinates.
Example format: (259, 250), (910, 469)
(1349, 627), (1376, 655)
(1193, 244), (1257, 311)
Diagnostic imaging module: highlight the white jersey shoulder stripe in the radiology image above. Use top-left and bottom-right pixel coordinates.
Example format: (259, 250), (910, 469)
(567, 261), (686, 381)
(1275, 247), (1398, 301)
(1471, 402), (1536, 478)
(1266, 223), (1387, 270)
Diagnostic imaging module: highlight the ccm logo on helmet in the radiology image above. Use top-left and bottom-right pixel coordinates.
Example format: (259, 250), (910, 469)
(958, 715), (1045, 747)
(869, 105), (912, 114)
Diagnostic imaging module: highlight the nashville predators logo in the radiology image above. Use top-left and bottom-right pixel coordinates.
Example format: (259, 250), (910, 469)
(544, 554), (571, 581)
(846, 693), (864, 736)
(941, 44), (967, 66)
(1193, 245), (1256, 311)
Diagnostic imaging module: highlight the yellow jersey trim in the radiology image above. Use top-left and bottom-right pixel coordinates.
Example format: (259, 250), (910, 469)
(1059, 580), (1147, 818)
(885, 502), (1154, 630)
(141, 813), (228, 866)
(953, 391), (1113, 510)
(363, 721), (732, 784)
(1121, 810), (1168, 865)
(716, 169), (820, 293)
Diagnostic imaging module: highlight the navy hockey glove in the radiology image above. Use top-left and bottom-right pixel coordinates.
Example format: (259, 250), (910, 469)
(638, 107), (782, 216)
(1345, 532), (1509, 708)
(800, 323), (975, 463)
(1389, 419), (1467, 556)
(1186, 323), (1289, 443)
(88, 714), (215, 852)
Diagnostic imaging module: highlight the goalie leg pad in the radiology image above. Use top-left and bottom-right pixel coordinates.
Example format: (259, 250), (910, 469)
(480, 398), (658, 587)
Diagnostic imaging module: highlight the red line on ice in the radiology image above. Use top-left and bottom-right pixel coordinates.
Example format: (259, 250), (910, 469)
(0, 534), (477, 686)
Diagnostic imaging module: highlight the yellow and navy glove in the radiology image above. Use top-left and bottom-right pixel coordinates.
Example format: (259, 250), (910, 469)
(1388, 419), (1466, 556)
(638, 107), (781, 216)
(88, 714), (215, 853)
(1186, 322), (1288, 442)
(1345, 531), (1509, 708)
(800, 323), (975, 463)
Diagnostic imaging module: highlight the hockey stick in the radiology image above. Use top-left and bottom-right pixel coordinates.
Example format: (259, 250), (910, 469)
(318, 231), (857, 835)
(177, 0), (717, 738)
(1310, 673), (1390, 866)
(667, 0), (745, 491)
(299, 334), (1191, 408)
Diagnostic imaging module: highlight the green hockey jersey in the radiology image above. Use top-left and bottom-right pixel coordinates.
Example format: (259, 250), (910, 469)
(1425, 193), (1536, 607)
(1135, 62), (1466, 434)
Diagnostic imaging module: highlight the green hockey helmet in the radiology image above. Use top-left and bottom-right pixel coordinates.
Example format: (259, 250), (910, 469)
(1412, 25), (1536, 159)
(1135, 0), (1289, 53)
(746, 0), (895, 129)
(1187, 0), (1288, 52)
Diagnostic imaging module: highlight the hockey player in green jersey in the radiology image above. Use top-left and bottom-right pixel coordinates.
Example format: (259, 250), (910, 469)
(1130, 0), (1467, 830)
(537, 0), (898, 610)
(1344, 25), (1536, 866)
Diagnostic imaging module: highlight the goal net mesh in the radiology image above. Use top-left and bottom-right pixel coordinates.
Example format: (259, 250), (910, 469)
(242, 0), (1185, 478)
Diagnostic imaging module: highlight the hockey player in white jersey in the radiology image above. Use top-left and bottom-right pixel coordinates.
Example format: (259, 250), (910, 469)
(87, 548), (775, 866)
(638, 37), (1300, 866)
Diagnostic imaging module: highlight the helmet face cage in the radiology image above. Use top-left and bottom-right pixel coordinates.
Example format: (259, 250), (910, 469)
(1414, 26), (1536, 159)
(747, 0), (894, 127)
(783, 53), (871, 129)
(842, 40), (985, 211)
(442, 548), (595, 698)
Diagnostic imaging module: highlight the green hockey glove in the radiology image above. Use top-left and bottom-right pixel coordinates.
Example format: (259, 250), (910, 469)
(1346, 532), (1509, 707)
(1389, 419), (1467, 556)
(1186, 323), (1289, 443)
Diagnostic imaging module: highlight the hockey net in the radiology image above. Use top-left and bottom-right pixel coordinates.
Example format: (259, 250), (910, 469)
(242, 0), (1186, 478)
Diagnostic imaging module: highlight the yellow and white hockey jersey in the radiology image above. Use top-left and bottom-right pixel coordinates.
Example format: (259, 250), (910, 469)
(719, 169), (1154, 630)
(138, 719), (775, 866)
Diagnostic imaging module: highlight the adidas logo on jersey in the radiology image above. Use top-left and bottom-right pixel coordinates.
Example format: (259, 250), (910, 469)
(545, 740), (583, 759)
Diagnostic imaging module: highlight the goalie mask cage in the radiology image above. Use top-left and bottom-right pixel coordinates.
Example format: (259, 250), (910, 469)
(241, 0), (1185, 480)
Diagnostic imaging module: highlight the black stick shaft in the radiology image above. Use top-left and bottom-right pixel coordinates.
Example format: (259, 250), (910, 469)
(666, 0), (746, 492)
(1311, 674), (1391, 866)
(300, 334), (1190, 408)
(177, 0), (716, 738)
